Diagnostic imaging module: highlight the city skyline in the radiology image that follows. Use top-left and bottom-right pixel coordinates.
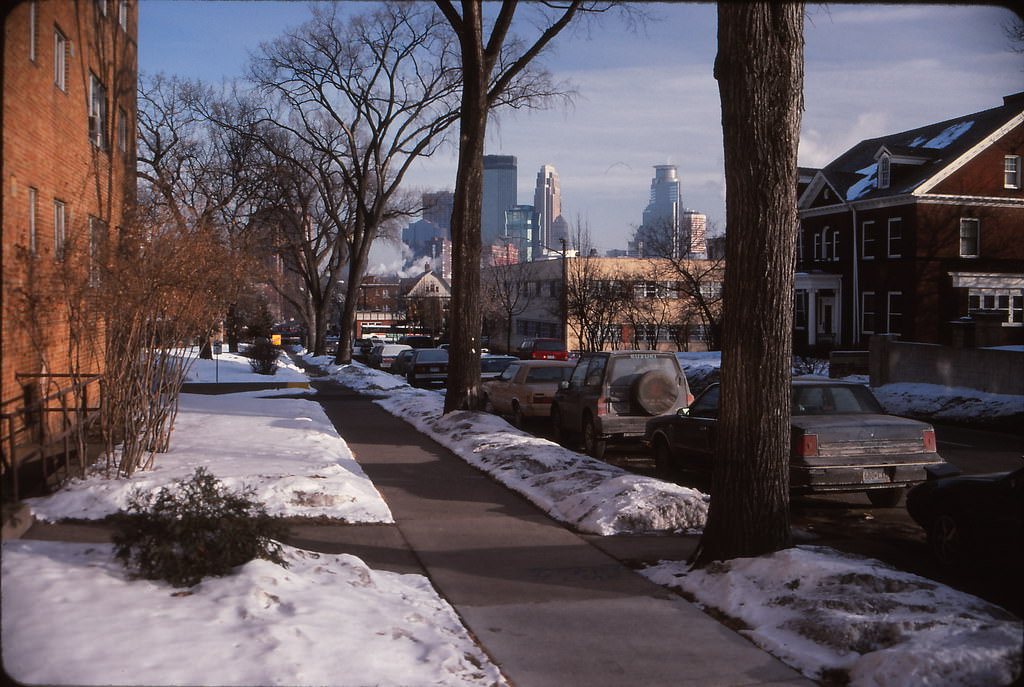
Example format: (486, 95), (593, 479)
(138, 2), (1023, 264)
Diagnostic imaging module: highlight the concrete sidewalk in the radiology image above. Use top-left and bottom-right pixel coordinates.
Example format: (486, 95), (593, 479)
(307, 379), (817, 687)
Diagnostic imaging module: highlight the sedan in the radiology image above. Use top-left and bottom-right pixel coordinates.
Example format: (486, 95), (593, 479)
(406, 348), (448, 388)
(645, 379), (950, 507)
(482, 360), (575, 427)
(906, 464), (1023, 569)
(390, 348), (416, 377)
(368, 343), (411, 370)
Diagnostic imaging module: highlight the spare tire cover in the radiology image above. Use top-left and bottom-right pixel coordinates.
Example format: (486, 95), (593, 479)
(632, 370), (677, 415)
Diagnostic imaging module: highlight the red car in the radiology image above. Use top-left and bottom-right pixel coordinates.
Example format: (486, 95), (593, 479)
(516, 338), (568, 361)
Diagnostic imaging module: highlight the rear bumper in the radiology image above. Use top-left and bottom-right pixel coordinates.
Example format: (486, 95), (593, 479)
(791, 459), (945, 493)
(594, 416), (649, 439)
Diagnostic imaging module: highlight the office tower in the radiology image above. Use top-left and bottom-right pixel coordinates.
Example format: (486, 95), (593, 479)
(634, 164), (703, 258)
(422, 191), (454, 234)
(681, 209), (708, 259)
(482, 155), (518, 248)
(533, 164), (563, 253)
(503, 204), (536, 262)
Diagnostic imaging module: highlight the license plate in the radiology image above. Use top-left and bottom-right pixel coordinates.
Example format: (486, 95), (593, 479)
(429, 366), (440, 373)
(863, 468), (889, 483)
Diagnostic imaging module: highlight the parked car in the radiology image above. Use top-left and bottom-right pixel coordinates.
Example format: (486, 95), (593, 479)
(482, 360), (576, 426)
(390, 348), (417, 377)
(368, 343), (411, 370)
(479, 355), (518, 380)
(645, 379), (950, 507)
(406, 348), (449, 388)
(355, 338), (379, 359)
(551, 350), (692, 459)
(516, 338), (569, 361)
(906, 463), (1023, 569)
(400, 335), (435, 349)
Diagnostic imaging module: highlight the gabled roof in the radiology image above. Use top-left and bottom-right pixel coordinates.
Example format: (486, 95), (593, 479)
(801, 92), (1024, 207)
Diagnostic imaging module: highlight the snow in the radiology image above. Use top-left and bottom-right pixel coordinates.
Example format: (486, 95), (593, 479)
(918, 120), (975, 149)
(4, 348), (1021, 687)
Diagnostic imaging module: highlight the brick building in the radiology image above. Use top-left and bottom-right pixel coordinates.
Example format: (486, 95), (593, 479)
(2, 1), (138, 496)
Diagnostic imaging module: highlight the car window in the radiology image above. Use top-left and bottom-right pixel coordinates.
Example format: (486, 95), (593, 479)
(534, 340), (564, 352)
(689, 385), (720, 418)
(525, 366), (572, 383)
(480, 357), (514, 373)
(792, 385), (882, 415)
(415, 350), (448, 363)
(498, 364), (519, 381)
(584, 357), (606, 387)
(569, 358), (591, 386)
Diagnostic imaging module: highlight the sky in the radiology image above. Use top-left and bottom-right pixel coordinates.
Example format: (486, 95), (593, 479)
(137, 2), (1023, 258)
(5, 349), (1022, 686)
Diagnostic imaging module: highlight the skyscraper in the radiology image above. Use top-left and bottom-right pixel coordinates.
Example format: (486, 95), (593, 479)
(482, 155), (517, 248)
(422, 191), (454, 234)
(633, 164), (705, 258)
(533, 164), (564, 255)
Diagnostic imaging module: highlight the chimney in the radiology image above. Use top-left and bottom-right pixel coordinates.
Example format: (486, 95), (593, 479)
(1003, 91), (1024, 107)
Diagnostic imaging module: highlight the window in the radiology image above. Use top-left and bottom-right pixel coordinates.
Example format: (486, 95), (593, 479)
(54, 27), (67, 90)
(29, 2), (37, 61)
(886, 292), (903, 334)
(28, 187), (38, 255)
(821, 228), (832, 261)
(796, 227), (804, 262)
(118, 106), (129, 152)
(861, 292), (876, 335)
(54, 199), (66, 260)
(89, 72), (108, 148)
(887, 218), (902, 258)
(861, 221), (875, 259)
(1004, 155), (1021, 190)
(794, 291), (808, 331)
(959, 218), (979, 258)
(813, 231), (822, 261)
(968, 290), (1023, 326)
(878, 155), (891, 189)
(831, 230), (840, 261)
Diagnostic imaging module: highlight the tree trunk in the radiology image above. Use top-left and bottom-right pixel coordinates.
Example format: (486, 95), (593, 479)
(444, 4), (487, 413)
(693, 2), (804, 566)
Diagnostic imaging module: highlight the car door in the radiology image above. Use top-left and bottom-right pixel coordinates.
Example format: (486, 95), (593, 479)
(556, 355), (597, 433)
(670, 384), (720, 472)
(489, 363), (520, 413)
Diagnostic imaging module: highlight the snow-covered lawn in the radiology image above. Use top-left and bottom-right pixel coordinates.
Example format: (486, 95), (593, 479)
(4, 348), (1021, 687)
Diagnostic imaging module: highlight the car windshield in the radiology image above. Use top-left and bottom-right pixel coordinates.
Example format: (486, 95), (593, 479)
(534, 340), (564, 352)
(792, 384), (883, 415)
(525, 366), (573, 383)
(415, 350), (448, 363)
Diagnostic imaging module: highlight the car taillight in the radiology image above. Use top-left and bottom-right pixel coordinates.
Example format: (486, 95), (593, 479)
(686, 393), (694, 406)
(793, 434), (817, 457)
(596, 396), (608, 415)
(922, 429), (936, 452)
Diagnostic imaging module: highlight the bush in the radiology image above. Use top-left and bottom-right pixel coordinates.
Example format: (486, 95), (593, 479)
(246, 340), (280, 375)
(111, 467), (289, 588)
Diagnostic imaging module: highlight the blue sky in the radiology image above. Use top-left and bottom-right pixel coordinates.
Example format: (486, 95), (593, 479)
(138, 2), (1023, 261)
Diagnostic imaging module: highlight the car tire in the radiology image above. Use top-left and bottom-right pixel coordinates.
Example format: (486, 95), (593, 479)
(652, 435), (675, 479)
(632, 370), (677, 415)
(511, 402), (524, 428)
(583, 416), (607, 460)
(928, 512), (966, 567)
(866, 488), (903, 508)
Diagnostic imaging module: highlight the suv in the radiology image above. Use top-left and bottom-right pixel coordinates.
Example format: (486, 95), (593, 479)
(551, 351), (692, 459)
(516, 338), (569, 361)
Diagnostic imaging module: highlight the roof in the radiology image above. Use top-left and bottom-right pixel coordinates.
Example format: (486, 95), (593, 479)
(802, 92), (1024, 206)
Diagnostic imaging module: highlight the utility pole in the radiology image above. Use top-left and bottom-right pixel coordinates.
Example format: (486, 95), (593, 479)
(560, 237), (569, 346)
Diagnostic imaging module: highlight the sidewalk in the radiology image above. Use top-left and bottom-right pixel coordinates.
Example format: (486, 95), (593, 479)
(19, 374), (818, 687)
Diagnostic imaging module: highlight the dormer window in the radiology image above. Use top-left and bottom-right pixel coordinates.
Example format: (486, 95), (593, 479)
(878, 154), (891, 189)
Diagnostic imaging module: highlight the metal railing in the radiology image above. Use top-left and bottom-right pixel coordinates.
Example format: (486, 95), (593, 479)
(1, 374), (103, 502)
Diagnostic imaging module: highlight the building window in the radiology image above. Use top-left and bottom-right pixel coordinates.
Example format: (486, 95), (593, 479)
(887, 218), (902, 258)
(813, 231), (822, 261)
(54, 27), (67, 90)
(968, 290), (1024, 326)
(54, 199), (66, 260)
(29, 2), (37, 61)
(89, 72), (108, 148)
(861, 292), (876, 335)
(29, 187), (38, 255)
(959, 218), (980, 258)
(794, 291), (808, 331)
(886, 292), (903, 335)
(117, 106), (129, 151)
(821, 228), (833, 261)
(878, 155), (891, 189)
(861, 221), (875, 259)
(1004, 155), (1021, 190)
(831, 230), (840, 261)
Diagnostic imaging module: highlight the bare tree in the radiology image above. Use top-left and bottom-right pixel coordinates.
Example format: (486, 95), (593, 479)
(692, 3), (804, 566)
(242, 2), (464, 364)
(481, 245), (534, 353)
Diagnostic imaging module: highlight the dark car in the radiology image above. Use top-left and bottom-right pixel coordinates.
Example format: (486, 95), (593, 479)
(390, 348), (417, 376)
(906, 464), (1023, 568)
(645, 379), (949, 506)
(407, 348), (448, 388)
(551, 350), (692, 459)
(479, 355), (518, 380)
(516, 338), (569, 361)
(400, 335), (435, 349)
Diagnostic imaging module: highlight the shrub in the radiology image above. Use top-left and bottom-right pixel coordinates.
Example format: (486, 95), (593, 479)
(111, 467), (289, 588)
(246, 340), (280, 375)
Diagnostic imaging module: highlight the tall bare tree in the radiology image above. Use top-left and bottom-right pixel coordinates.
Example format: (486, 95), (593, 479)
(481, 245), (534, 353)
(692, 3), (804, 566)
(243, 2), (464, 364)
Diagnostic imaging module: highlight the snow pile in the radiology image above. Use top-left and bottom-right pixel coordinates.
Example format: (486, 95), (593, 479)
(2, 540), (506, 687)
(325, 364), (709, 536)
(643, 546), (1023, 687)
(26, 390), (393, 524)
(871, 382), (1023, 426)
(184, 347), (309, 383)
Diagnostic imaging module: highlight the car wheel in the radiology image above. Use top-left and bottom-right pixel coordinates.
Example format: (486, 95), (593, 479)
(583, 416), (607, 460)
(866, 488), (903, 508)
(652, 436), (675, 479)
(511, 402), (525, 428)
(928, 512), (966, 567)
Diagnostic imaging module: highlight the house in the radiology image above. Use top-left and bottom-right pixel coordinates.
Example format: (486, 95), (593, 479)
(2, 1), (138, 500)
(399, 268), (452, 339)
(795, 92), (1024, 351)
